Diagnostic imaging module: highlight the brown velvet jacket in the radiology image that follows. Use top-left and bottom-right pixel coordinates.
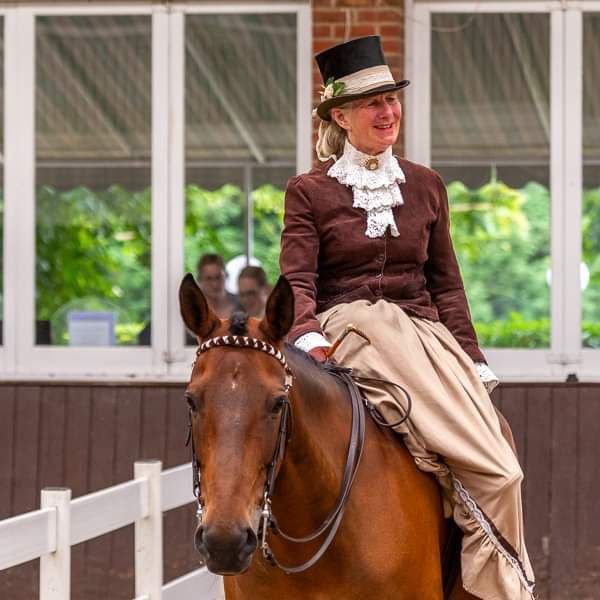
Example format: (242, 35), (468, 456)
(279, 157), (486, 364)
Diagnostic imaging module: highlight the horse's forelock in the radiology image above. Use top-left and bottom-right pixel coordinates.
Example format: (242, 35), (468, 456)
(229, 310), (249, 336)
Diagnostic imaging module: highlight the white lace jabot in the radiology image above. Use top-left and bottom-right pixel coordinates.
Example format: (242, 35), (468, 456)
(327, 139), (406, 238)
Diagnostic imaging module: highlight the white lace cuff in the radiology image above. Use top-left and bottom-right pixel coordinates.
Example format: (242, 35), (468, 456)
(475, 362), (500, 394)
(294, 332), (331, 353)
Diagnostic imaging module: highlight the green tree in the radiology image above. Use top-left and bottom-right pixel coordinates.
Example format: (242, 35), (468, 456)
(29, 179), (599, 348)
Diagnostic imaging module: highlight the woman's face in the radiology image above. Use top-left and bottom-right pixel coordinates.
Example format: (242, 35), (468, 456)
(238, 276), (266, 317)
(331, 92), (401, 155)
(198, 263), (226, 301)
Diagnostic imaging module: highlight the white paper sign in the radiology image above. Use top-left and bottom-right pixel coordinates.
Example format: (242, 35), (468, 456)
(67, 311), (116, 346)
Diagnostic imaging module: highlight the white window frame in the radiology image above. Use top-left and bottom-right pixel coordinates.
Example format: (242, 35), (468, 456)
(0, 8), (13, 375)
(167, 3), (312, 378)
(2, 2), (311, 379)
(405, 0), (600, 381)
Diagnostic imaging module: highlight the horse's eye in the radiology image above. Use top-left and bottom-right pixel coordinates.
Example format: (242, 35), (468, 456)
(185, 393), (198, 412)
(271, 395), (287, 414)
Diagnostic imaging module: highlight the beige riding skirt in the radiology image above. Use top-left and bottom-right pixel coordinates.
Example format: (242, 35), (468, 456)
(318, 300), (535, 600)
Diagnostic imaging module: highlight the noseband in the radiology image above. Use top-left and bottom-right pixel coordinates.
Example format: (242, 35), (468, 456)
(186, 334), (368, 574)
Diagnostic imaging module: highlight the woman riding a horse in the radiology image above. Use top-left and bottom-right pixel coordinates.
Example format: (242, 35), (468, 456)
(279, 36), (535, 599)
(180, 34), (535, 600)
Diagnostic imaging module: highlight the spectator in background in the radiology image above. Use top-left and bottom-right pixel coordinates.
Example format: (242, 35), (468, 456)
(196, 253), (238, 319)
(238, 265), (268, 319)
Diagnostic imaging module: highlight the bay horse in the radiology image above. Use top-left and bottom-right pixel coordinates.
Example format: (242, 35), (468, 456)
(180, 273), (477, 600)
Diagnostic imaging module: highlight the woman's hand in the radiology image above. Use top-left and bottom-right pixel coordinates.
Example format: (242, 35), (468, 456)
(308, 346), (329, 363)
(295, 332), (332, 363)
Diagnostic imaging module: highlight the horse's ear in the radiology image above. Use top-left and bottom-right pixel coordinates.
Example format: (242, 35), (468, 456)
(179, 273), (220, 339)
(259, 276), (295, 342)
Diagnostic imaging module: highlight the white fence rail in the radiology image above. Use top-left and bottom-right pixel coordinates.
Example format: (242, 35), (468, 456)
(0, 460), (224, 600)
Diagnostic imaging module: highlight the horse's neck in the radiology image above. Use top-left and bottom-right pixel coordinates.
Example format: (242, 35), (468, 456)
(272, 354), (352, 520)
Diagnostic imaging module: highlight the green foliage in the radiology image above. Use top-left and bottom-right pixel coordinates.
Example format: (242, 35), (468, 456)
(184, 184), (245, 272)
(3, 176), (596, 348)
(449, 178), (600, 348)
(448, 179), (551, 324)
(184, 183), (284, 283)
(475, 314), (550, 348)
(582, 187), (600, 324)
(31, 182), (285, 345)
(36, 185), (151, 344)
(252, 184), (285, 281)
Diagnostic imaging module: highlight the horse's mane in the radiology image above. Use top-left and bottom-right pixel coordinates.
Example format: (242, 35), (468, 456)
(283, 342), (348, 399)
(283, 341), (326, 371)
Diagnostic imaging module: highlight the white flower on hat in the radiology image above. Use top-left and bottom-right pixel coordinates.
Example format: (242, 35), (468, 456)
(321, 83), (335, 101)
(320, 77), (345, 102)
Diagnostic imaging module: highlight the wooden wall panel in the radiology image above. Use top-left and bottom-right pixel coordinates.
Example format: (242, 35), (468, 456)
(575, 387), (600, 595)
(38, 386), (67, 490)
(523, 386), (552, 600)
(140, 387), (169, 461)
(84, 388), (119, 598)
(498, 386), (528, 461)
(550, 386), (579, 598)
(65, 386), (92, 600)
(107, 388), (142, 599)
(163, 387), (200, 585)
(0, 386), (15, 519)
(64, 386), (92, 498)
(4, 386), (41, 600)
(0, 382), (598, 600)
(13, 387), (41, 515)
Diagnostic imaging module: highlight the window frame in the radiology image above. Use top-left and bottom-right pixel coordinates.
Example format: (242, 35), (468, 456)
(2, 2), (311, 379)
(168, 2), (312, 378)
(405, 0), (600, 381)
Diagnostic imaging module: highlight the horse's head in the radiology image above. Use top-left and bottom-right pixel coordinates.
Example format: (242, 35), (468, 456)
(179, 272), (294, 574)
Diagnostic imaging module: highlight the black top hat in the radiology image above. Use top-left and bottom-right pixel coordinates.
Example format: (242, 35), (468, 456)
(315, 36), (409, 121)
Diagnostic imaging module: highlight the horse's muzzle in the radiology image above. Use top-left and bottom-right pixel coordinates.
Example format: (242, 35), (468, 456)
(195, 522), (258, 575)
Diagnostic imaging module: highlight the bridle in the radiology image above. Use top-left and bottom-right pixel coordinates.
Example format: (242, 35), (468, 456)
(185, 334), (368, 574)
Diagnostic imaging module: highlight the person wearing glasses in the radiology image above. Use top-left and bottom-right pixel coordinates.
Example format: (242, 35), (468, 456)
(238, 265), (269, 319)
(196, 253), (238, 319)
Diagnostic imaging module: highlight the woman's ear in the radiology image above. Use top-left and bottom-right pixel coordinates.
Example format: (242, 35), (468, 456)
(331, 107), (350, 131)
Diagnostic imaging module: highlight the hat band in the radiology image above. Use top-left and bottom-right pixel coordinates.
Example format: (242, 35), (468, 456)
(337, 65), (396, 96)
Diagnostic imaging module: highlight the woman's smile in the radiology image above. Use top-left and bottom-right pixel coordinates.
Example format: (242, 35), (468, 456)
(331, 92), (402, 156)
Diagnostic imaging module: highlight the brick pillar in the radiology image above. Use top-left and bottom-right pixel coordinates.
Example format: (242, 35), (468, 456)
(311, 0), (406, 161)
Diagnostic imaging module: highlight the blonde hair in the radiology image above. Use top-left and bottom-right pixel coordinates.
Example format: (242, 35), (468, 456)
(315, 111), (348, 162)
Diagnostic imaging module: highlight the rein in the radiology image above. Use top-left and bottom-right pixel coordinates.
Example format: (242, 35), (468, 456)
(186, 334), (410, 575)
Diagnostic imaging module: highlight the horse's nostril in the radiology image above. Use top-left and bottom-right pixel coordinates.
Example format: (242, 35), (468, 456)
(242, 527), (258, 556)
(194, 524), (206, 554)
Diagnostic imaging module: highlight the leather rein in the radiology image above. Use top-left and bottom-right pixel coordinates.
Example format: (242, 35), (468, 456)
(186, 334), (411, 574)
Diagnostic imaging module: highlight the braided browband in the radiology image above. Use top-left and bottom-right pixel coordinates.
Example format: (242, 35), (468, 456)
(196, 335), (293, 390)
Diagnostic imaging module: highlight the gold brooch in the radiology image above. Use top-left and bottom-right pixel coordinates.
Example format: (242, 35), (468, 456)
(364, 158), (379, 171)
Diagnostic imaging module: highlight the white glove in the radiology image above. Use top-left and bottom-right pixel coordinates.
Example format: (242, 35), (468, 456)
(294, 331), (331, 352)
(475, 362), (500, 394)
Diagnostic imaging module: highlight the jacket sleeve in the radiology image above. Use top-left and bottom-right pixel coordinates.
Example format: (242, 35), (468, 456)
(279, 176), (326, 344)
(424, 173), (487, 364)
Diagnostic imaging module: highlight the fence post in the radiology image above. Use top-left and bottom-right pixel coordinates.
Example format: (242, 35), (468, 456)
(135, 460), (163, 599)
(40, 487), (72, 600)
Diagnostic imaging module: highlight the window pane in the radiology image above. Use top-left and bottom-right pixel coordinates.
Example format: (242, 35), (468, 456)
(35, 16), (152, 346)
(184, 14), (296, 334)
(583, 14), (600, 348)
(431, 13), (550, 348)
(252, 167), (290, 286)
